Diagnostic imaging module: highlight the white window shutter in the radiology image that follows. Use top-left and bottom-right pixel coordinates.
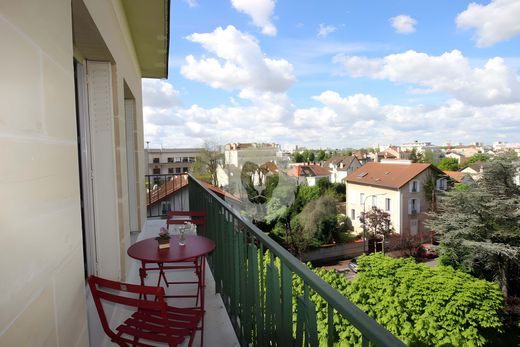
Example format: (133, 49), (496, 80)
(408, 199), (412, 214)
(409, 182), (413, 193)
(86, 61), (121, 280)
(417, 181), (421, 192)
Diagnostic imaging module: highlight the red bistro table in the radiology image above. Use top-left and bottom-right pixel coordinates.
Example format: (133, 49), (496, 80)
(127, 235), (215, 346)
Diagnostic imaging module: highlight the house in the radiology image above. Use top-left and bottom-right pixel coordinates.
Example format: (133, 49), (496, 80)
(224, 142), (280, 169)
(288, 163), (331, 186)
(461, 162), (485, 181)
(325, 156), (362, 183)
(345, 160), (446, 239)
(445, 151), (466, 164)
(443, 170), (475, 185)
(146, 147), (202, 175)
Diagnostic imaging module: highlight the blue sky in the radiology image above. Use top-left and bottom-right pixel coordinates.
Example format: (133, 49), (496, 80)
(143, 0), (520, 149)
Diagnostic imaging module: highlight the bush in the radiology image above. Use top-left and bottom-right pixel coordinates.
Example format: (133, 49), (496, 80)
(293, 253), (504, 346)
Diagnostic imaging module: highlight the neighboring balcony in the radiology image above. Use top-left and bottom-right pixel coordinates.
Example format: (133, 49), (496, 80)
(115, 174), (406, 346)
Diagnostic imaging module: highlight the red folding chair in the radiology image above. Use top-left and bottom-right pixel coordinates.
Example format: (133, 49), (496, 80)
(88, 276), (202, 347)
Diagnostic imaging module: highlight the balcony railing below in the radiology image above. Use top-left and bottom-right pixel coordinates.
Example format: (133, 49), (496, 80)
(188, 175), (405, 347)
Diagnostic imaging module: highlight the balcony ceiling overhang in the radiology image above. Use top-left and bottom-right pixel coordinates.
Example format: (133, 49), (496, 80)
(122, 0), (170, 79)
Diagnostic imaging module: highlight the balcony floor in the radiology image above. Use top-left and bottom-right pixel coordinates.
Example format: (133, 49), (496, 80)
(87, 219), (239, 347)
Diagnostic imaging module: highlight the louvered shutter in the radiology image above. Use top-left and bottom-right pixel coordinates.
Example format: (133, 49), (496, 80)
(86, 61), (121, 280)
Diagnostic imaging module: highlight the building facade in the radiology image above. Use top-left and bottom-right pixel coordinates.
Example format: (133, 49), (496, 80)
(1, 0), (169, 345)
(146, 148), (202, 175)
(345, 161), (445, 239)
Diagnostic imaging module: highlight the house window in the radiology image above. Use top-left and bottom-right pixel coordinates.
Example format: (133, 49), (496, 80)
(153, 157), (160, 163)
(167, 157), (174, 163)
(371, 196), (377, 207)
(182, 157), (189, 162)
(409, 198), (420, 214)
(174, 157), (182, 163)
(385, 198), (391, 211)
(411, 180), (419, 192)
(168, 168), (174, 174)
(183, 167), (189, 173)
(351, 209), (356, 220)
(153, 168), (160, 175)
(175, 167), (181, 173)
(360, 193), (364, 205)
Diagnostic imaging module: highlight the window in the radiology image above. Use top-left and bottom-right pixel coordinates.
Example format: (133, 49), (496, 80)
(182, 157), (189, 162)
(174, 157), (182, 163)
(410, 180), (420, 192)
(371, 196), (377, 207)
(175, 167), (181, 173)
(351, 209), (356, 220)
(153, 168), (160, 174)
(167, 157), (174, 163)
(385, 198), (391, 211)
(360, 193), (364, 205)
(409, 198), (420, 214)
(153, 157), (160, 163)
(183, 167), (189, 173)
(168, 168), (174, 174)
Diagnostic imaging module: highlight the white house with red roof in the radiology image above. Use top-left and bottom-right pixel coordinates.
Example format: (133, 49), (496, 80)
(345, 160), (446, 239)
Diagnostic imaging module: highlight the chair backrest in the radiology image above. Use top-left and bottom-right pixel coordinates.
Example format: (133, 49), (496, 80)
(88, 276), (168, 340)
(166, 211), (207, 229)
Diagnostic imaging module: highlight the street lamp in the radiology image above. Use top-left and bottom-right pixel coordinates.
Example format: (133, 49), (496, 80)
(362, 193), (386, 253)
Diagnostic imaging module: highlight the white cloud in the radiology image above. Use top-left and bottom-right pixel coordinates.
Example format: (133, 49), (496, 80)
(457, 0), (520, 47)
(143, 79), (520, 148)
(317, 24), (337, 38)
(184, 0), (198, 8)
(389, 15), (417, 34)
(181, 26), (294, 93)
(230, 0), (277, 36)
(334, 50), (520, 106)
(142, 79), (182, 109)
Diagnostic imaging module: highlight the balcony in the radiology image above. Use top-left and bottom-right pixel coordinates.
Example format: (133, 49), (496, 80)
(89, 175), (404, 346)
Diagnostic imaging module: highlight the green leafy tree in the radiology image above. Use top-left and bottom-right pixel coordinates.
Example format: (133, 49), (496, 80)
(294, 152), (304, 163)
(409, 148), (422, 163)
(427, 158), (520, 297)
(466, 153), (490, 165)
(289, 253), (504, 346)
(316, 150), (326, 161)
(420, 148), (437, 164)
(437, 157), (459, 171)
(308, 151), (315, 162)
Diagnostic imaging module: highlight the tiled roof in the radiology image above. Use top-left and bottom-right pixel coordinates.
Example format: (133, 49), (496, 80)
(288, 164), (331, 177)
(325, 156), (356, 168)
(443, 170), (466, 183)
(345, 162), (432, 189)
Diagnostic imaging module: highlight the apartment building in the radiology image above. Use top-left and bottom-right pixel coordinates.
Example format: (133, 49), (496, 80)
(345, 161), (446, 239)
(146, 147), (202, 175)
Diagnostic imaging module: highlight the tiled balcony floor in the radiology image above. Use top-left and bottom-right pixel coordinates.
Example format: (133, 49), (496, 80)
(87, 219), (239, 347)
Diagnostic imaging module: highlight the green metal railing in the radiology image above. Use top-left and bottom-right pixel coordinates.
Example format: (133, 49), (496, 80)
(189, 175), (405, 347)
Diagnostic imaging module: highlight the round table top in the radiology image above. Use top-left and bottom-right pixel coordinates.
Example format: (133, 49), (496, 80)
(127, 235), (215, 263)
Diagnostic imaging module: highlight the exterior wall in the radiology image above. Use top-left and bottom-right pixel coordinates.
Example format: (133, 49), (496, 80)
(147, 148), (202, 174)
(399, 172), (431, 238)
(0, 0), (152, 345)
(0, 0), (87, 345)
(346, 184), (400, 235)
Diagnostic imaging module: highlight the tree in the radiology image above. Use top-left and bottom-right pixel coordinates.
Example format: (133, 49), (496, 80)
(420, 149), (437, 164)
(308, 151), (315, 162)
(360, 207), (393, 253)
(438, 157), (459, 171)
(427, 157), (520, 297)
(409, 148), (422, 163)
(293, 152), (304, 163)
(316, 149), (326, 162)
(466, 153), (490, 165)
(190, 141), (223, 186)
